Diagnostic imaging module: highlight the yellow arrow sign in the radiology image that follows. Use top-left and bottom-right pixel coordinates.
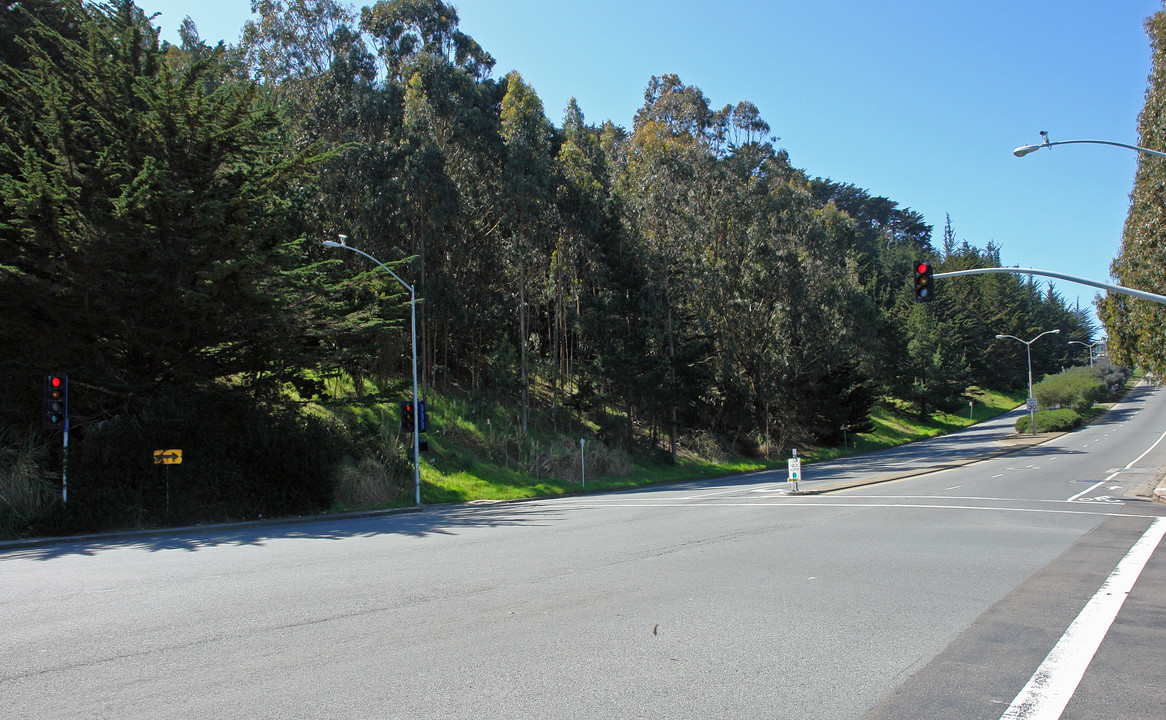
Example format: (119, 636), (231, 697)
(153, 449), (182, 465)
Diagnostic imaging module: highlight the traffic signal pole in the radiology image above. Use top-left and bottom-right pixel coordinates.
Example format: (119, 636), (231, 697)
(933, 267), (1166, 306)
(44, 375), (69, 503)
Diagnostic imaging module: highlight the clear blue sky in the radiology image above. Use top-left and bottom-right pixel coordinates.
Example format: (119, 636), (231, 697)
(143, 0), (1164, 328)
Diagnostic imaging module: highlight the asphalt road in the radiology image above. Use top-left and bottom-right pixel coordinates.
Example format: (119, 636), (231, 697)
(3, 386), (1166, 719)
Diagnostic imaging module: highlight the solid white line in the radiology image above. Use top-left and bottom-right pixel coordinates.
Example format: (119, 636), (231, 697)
(1000, 517), (1166, 720)
(1067, 426), (1166, 502)
(564, 500), (1145, 518)
(1126, 426), (1166, 468)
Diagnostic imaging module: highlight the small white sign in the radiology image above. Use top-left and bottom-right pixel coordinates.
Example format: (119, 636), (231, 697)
(788, 458), (801, 482)
(1026, 397), (1038, 411)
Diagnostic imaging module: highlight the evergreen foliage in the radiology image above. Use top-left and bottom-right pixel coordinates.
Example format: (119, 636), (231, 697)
(0, 1), (1112, 532)
(1102, 5), (1166, 376)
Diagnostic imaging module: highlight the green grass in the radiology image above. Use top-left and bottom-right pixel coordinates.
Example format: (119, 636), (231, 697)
(367, 386), (1029, 506)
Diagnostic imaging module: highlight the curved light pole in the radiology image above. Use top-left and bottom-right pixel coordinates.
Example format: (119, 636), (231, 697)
(1013, 131), (1166, 159)
(1068, 339), (1104, 368)
(996, 329), (1061, 435)
(323, 236), (422, 506)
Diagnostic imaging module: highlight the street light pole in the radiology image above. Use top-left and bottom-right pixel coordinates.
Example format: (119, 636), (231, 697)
(1013, 131), (1166, 159)
(996, 329), (1061, 435)
(1068, 340), (1103, 368)
(323, 236), (422, 506)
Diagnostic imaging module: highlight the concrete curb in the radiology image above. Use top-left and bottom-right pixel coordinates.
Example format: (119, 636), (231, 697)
(790, 432), (1065, 495)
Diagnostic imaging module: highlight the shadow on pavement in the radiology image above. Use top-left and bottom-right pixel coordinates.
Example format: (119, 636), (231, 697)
(0, 502), (567, 561)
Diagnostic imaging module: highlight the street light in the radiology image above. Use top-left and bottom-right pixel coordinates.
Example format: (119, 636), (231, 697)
(1013, 130), (1166, 159)
(323, 235), (422, 506)
(1068, 339), (1105, 368)
(996, 329), (1061, 435)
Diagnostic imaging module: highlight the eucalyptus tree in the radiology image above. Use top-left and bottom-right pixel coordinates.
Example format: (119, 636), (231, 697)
(550, 99), (610, 429)
(500, 71), (555, 432)
(619, 74), (723, 461)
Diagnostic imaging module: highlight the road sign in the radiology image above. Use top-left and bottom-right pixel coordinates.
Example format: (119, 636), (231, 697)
(153, 449), (183, 465)
(1026, 397), (1039, 411)
(788, 458), (801, 482)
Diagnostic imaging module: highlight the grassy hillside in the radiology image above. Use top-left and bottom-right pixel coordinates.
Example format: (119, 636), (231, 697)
(325, 386), (1027, 509)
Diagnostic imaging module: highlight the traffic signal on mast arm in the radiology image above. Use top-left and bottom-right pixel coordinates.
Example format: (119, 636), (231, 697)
(914, 261), (935, 302)
(43, 374), (67, 430)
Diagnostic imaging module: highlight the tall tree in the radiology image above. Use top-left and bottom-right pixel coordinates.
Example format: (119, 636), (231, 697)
(0, 0), (354, 426)
(1102, 5), (1166, 376)
(500, 71), (553, 433)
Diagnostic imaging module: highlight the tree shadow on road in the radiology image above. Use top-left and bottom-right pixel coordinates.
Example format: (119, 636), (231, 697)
(0, 501), (568, 561)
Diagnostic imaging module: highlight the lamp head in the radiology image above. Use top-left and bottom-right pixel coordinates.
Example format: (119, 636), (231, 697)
(995, 334), (1006, 339)
(1013, 144), (1042, 157)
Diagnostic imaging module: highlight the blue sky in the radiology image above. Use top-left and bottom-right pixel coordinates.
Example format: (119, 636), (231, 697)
(142, 0), (1164, 327)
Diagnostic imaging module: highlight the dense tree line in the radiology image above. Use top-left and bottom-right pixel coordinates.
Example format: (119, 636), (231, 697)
(1, 0), (1097, 476)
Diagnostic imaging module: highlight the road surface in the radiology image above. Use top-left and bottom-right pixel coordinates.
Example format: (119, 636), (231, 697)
(2, 385), (1165, 719)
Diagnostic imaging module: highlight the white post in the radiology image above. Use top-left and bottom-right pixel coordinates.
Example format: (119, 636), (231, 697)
(579, 438), (586, 488)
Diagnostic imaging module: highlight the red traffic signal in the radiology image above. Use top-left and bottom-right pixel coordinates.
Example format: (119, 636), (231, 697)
(43, 374), (68, 430)
(913, 261), (935, 303)
(400, 401), (429, 433)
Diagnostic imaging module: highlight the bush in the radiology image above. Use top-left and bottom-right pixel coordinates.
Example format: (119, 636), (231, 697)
(333, 424), (412, 508)
(528, 438), (631, 483)
(0, 425), (56, 538)
(1015, 409), (1082, 434)
(37, 389), (348, 534)
(1034, 367), (1105, 414)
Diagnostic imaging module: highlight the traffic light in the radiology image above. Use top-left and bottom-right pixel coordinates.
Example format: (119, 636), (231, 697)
(401, 400), (430, 433)
(914, 261), (935, 302)
(43, 374), (67, 430)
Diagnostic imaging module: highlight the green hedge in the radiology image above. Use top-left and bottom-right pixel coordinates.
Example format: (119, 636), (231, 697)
(1014, 408), (1082, 434)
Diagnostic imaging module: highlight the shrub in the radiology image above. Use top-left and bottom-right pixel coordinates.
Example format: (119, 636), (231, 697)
(1034, 367), (1104, 414)
(333, 424), (412, 508)
(528, 438), (631, 483)
(1015, 409), (1082, 434)
(0, 425), (56, 537)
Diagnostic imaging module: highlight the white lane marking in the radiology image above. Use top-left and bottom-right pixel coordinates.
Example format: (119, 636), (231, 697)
(559, 500), (1147, 519)
(1068, 474), (1119, 502)
(945, 485), (963, 491)
(1000, 517), (1166, 720)
(1127, 426), (1166, 467)
(993, 474), (1005, 479)
(1068, 426), (1166, 502)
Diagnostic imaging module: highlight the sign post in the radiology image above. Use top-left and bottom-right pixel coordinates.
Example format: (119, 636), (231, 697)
(154, 450), (182, 516)
(788, 449), (802, 492)
(579, 438), (586, 488)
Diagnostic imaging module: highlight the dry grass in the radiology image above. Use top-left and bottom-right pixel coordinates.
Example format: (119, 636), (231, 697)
(0, 426), (55, 527)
